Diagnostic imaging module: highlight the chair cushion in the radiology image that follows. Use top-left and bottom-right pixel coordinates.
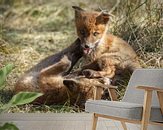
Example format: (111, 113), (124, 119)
(85, 100), (163, 123)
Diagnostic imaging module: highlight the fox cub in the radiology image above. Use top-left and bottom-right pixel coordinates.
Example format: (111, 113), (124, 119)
(72, 6), (141, 79)
(15, 39), (84, 104)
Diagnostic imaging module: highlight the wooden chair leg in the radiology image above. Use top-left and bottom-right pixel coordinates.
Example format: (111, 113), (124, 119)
(141, 90), (152, 130)
(157, 91), (163, 114)
(92, 113), (98, 130)
(108, 88), (118, 101)
(94, 87), (103, 100)
(121, 121), (127, 130)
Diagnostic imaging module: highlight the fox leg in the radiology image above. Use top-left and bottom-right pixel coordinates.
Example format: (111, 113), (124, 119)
(82, 56), (117, 78)
(70, 60), (100, 76)
(82, 65), (115, 78)
(40, 55), (71, 77)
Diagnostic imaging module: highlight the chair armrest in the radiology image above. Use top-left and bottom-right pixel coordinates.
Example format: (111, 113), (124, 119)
(136, 86), (163, 92)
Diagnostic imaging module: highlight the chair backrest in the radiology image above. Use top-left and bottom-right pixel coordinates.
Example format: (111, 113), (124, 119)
(122, 69), (163, 107)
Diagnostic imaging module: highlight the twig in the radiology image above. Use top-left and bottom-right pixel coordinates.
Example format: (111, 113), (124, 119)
(109, 0), (120, 14)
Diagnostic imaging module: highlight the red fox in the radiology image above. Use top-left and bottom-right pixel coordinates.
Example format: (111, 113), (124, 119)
(15, 39), (84, 104)
(61, 6), (142, 104)
(15, 55), (104, 105)
(72, 6), (141, 79)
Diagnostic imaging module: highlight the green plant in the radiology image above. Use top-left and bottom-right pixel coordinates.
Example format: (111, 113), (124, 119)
(0, 123), (19, 130)
(0, 64), (43, 130)
(1, 92), (43, 112)
(0, 64), (13, 90)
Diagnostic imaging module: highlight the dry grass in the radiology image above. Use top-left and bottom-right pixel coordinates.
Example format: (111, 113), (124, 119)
(0, 0), (162, 112)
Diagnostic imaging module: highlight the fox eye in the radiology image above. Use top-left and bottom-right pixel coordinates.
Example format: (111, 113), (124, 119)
(80, 30), (85, 36)
(93, 32), (99, 36)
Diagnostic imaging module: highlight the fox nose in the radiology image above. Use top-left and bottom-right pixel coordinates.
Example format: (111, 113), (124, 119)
(84, 44), (90, 48)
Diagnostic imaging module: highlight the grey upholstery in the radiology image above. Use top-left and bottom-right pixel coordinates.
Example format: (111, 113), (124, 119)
(85, 100), (163, 122)
(122, 69), (163, 106)
(85, 69), (163, 123)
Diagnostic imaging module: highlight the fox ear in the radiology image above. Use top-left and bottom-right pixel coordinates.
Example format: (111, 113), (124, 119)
(72, 6), (84, 11)
(96, 12), (110, 25)
(72, 6), (84, 19)
(63, 79), (79, 93)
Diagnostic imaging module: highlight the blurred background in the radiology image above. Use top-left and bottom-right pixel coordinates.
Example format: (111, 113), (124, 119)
(0, 0), (162, 112)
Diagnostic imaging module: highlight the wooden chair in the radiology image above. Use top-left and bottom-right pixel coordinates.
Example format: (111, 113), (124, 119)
(85, 69), (163, 130)
(93, 84), (118, 101)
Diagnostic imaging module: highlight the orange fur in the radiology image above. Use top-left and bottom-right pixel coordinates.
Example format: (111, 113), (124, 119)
(63, 77), (107, 107)
(73, 6), (141, 79)
(15, 39), (84, 105)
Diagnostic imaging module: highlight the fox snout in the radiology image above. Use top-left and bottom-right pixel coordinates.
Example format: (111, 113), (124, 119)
(82, 39), (101, 54)
(82, 43), (94, 54)
(83, 44), (94, 49)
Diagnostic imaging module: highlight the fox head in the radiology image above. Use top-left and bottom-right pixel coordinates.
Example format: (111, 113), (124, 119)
(63, 78), (94, 106)
(63, 77), (106, 106)
(72, 6), (110, 54)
